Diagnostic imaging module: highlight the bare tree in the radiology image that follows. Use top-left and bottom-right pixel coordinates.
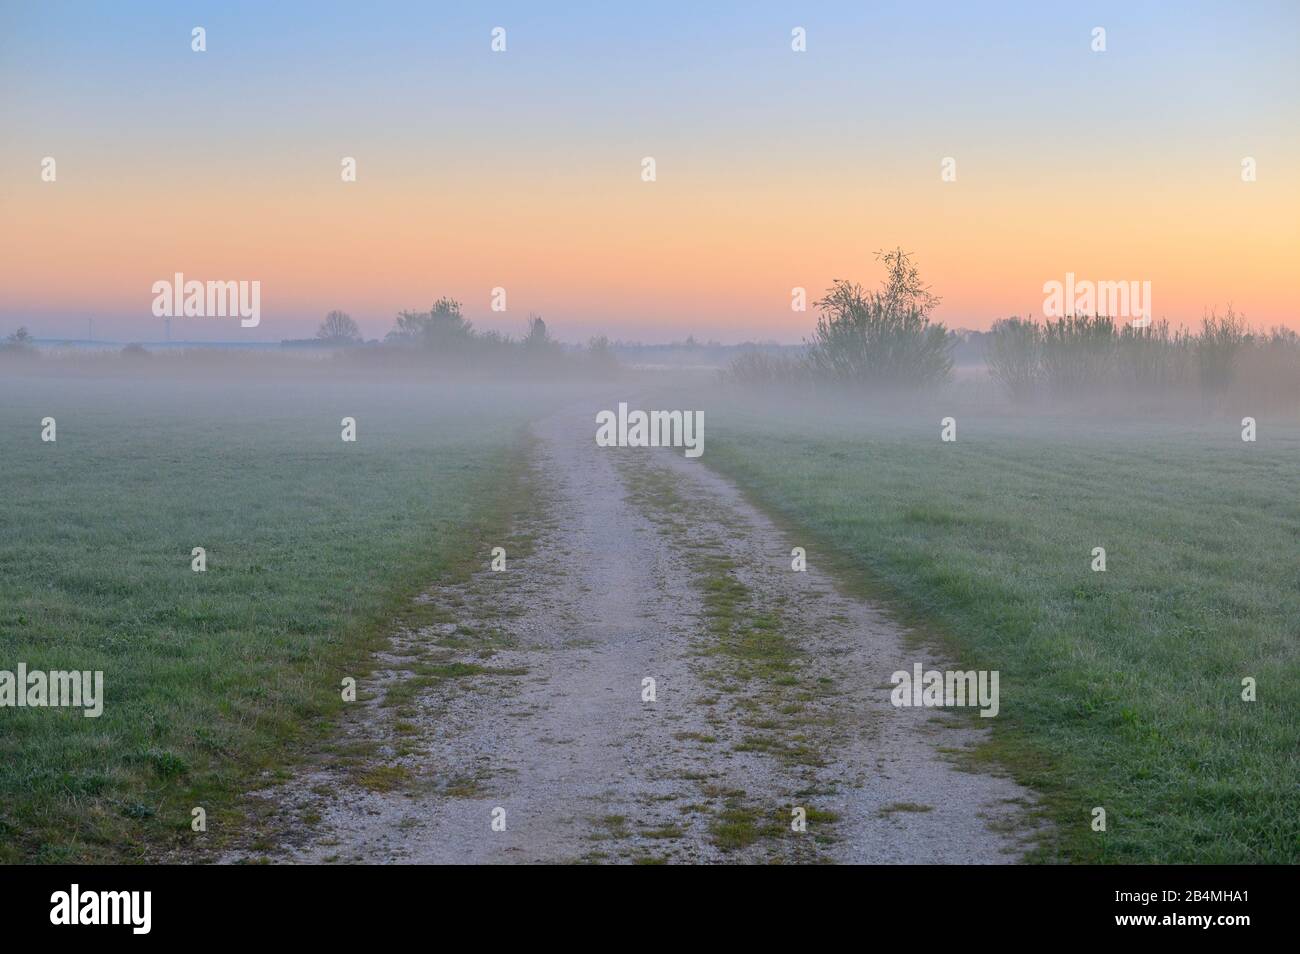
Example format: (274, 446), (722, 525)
(877, 247), (942, 316)
(316, 310), (361, 343)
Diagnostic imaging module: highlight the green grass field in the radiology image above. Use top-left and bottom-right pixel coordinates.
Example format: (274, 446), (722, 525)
(3, 364), (1295, 865)
(0, 373), (535, 862)
(699, 392), (1299, 863)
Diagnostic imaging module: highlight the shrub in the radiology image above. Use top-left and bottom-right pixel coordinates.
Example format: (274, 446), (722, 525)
(2, 327), (36, 354)
(385, 297), (473, 348)
(1040, 315), (1118, 396)
(985, 317), (1041, 401)
(1197, 307), (1250, 394)
(1115, 320), (1193, 392)
(725, 350), (808, 388)
(1227, 326), (1300, 412)
(806, 282), (952, 387)
(981, 308), (1296, 411)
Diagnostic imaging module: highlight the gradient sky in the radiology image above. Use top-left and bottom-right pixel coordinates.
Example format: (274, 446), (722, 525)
(2, 1), (1297, 343)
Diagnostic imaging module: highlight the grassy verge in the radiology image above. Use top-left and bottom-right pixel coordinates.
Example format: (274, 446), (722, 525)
(0, 374), (535, 862)
(699, 394), (1299, 863)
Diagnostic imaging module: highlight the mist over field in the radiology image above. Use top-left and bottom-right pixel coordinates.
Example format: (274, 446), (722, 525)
(2, 322), (1296, 865)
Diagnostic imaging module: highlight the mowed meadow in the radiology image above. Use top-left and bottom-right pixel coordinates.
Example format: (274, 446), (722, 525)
(693, 390), (1299, 863)
(0, 364), (553, 862)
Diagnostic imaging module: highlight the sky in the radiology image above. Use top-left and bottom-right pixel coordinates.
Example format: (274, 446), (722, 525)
(2, 1), (1297, 344)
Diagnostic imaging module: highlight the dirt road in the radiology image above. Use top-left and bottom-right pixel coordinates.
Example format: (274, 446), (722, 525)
(224, 401), (1039, 863)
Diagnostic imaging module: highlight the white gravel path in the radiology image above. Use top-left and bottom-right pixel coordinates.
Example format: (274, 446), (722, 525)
(223, 399), (1040, 864)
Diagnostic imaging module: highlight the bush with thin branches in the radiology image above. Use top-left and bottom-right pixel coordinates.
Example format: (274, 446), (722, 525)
(802, 249), (952, 388)
(985, 317), (1042, 402)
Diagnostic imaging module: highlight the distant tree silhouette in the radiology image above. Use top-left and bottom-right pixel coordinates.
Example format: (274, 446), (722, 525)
(3, 327), (34, 352)
(523, 314), (554, 352)
(316, 310), (361, 343)
(386, 298), (473, 348)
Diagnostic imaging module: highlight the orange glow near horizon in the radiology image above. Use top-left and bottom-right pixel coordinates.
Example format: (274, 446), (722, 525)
(5, 161), (1296, 342)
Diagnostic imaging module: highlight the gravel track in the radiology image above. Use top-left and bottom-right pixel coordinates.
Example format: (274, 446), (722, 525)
(223, 400), (1039, 864)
